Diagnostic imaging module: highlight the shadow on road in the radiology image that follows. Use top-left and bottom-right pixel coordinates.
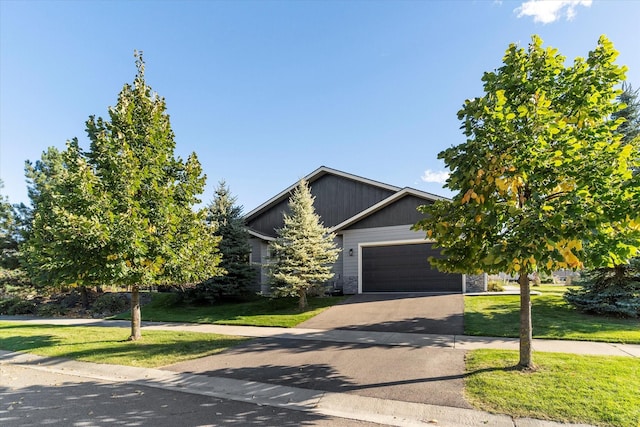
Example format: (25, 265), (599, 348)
(0, 365), (358, 427)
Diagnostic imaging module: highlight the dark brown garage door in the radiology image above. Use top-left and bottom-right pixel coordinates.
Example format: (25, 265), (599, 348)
(362, 243), (462, 293)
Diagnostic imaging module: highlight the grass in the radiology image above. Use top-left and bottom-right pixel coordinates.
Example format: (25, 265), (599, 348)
(0, 321), (248, 368)
(465, 285), (640, 343)
(112, 293), (348, 328)
(465, 349), (640, 427)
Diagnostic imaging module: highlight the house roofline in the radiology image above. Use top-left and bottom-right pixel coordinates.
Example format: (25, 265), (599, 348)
(244, 166), (401, 220)
(402, 186), (450, 202)
(247, 229), (276, 241)
(330, 187), (447, 232)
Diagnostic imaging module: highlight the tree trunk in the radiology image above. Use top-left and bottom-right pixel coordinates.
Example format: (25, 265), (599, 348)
(80, 286), (89, 309)
(129, 285), (142, 341)
(298, 289), (308, 311)
(614, 264), (626, 282)
(518, 273), (534, 369)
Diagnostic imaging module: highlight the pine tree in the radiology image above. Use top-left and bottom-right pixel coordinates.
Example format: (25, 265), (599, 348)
(199, 181), (256, 301)
(613, 82), (640, 145)
(565, 261), (640, 317)
(269, 179), (340, 310)
(0, 180), (19, 270)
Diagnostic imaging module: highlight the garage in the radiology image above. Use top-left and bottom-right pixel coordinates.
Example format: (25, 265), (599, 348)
(361, 243), (462, 293)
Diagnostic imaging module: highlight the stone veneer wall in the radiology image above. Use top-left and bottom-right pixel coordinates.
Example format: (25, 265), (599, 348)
(342, 276), (358, 294)
(465, 273), (487, 293)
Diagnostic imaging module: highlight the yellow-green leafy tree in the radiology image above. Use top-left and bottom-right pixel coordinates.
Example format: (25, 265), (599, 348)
(413, 35), (639, 369)
(23, 53), (222, 340)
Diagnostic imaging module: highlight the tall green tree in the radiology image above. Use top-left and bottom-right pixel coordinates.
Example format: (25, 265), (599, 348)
(1, 181), (33, 292)
(413, 35), (639, 369)
(564, 82), (640, 316)
(269, 179), (340, 310)
(23, 53), (222, 340)
(0, 180), (19, 270)
(200, 180), (256, 300)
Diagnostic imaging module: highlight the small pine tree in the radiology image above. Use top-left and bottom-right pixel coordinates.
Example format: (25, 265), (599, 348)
(565, 260), (640, 317)
(199, 181), (256, 301)
(269, 179), (340, 310)
(0, 181), (19, 270)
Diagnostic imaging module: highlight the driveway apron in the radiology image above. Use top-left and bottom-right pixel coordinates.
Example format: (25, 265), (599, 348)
(165, 293), (471, 409)
(166, 337), (471, 409)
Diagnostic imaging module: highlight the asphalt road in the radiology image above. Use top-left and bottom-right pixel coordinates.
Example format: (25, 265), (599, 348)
(0, 364), (383, 427)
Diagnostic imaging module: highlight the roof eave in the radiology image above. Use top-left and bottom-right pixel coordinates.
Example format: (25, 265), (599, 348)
(247, 229), (276, 241)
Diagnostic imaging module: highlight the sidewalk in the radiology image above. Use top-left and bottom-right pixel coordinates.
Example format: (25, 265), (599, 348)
(1, 316), (638, 357)
(0, 316), (633, 426)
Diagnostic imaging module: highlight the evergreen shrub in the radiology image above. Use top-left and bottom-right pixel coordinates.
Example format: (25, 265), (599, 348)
(565, 259), (640, 318)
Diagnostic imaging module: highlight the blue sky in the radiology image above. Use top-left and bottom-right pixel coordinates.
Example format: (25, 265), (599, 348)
(1, 0), (639, 212)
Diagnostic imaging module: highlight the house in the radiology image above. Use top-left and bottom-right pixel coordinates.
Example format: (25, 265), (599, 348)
(245, 166), (487, 294)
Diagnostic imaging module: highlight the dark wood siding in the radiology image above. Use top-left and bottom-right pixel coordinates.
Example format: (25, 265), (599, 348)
(346, 196), (432, 230)
(311, 174), (395, 226)
(362, 243), (461, 293)
(247, 173), (396, 237)
(247, 198), (290, 238)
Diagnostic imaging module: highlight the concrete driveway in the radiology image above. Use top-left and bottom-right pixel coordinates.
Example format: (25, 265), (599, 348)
(298, 293), (464, 335)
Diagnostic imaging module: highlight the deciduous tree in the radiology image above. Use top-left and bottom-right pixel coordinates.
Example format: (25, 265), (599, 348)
(23, 53), (222, 340)
(414, 35), (639, 369)
(564, 82), (640, 316)
(269, 180), (340, 310)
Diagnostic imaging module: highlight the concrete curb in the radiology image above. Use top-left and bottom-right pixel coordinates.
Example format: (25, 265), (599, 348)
(0, 350), (593, 427)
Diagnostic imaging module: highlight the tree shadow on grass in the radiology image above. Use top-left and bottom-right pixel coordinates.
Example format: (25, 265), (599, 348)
(125, 295), (348, 324)
(465, 295), (640, 341)
(0, 326), (249, 368)
(40, 338), (247, 367)
(0, 334), (60, 353)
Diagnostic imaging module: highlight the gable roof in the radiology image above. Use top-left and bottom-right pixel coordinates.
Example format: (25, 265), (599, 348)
(244, 166), (401, 221)
(245, 166), (448, 239)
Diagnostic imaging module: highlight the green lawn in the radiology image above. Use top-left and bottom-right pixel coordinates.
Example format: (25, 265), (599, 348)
(464, 286), (640, 343)
(0, 321), (248, 368)
(466, 349), (640, 427)
(112, 293), (347, 328)
(3, 290), (639, 427)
